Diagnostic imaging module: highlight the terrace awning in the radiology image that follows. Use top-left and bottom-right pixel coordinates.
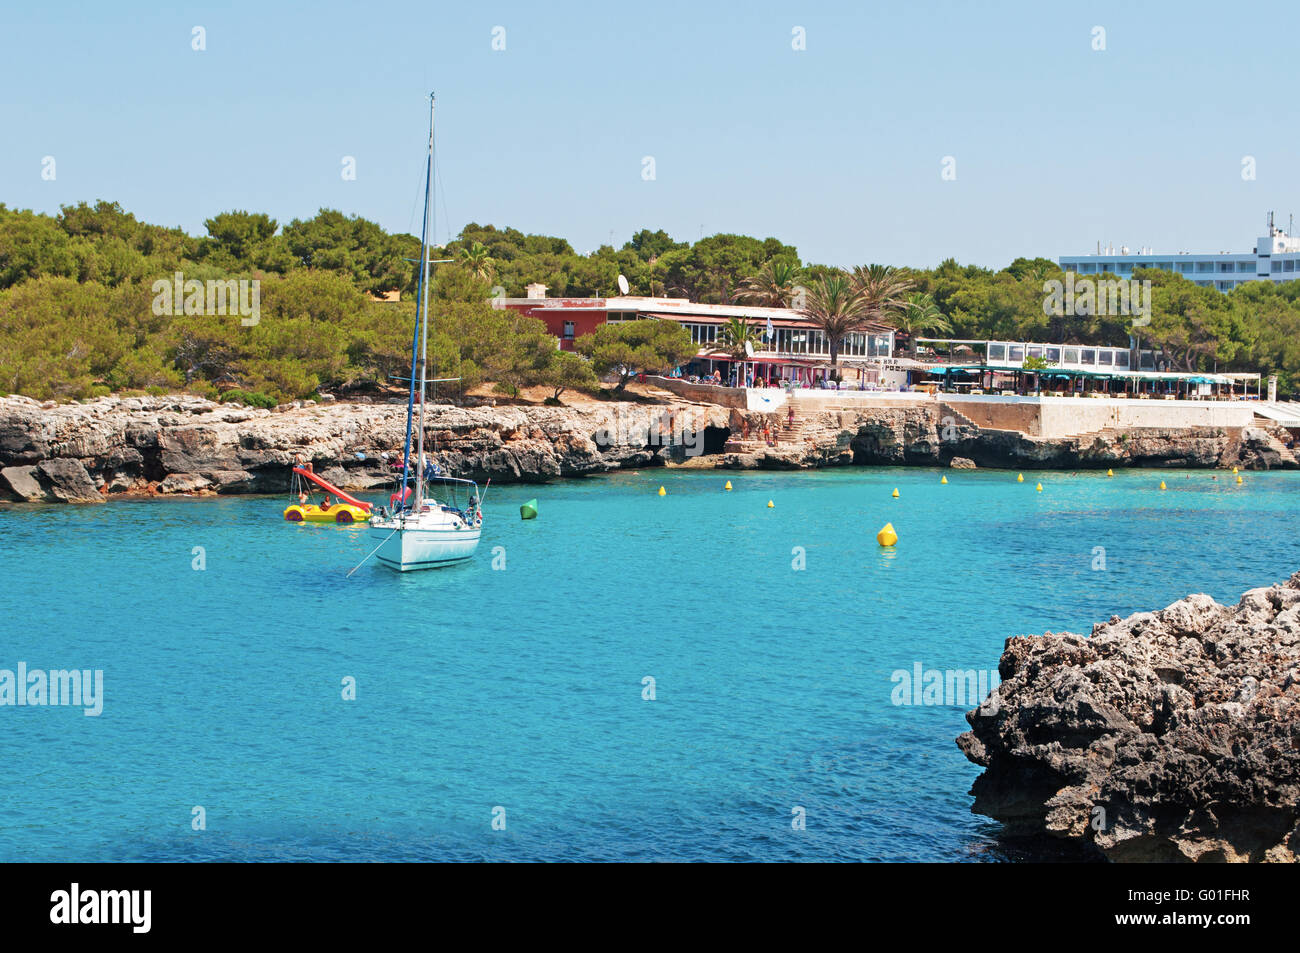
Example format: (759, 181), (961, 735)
(926, 363), (1234, 384)
(696, 352), (823, 366)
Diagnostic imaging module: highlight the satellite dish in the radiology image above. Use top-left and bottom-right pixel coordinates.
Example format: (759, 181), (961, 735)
(617, 274), (630, 295)
(744, 341), (755, 357)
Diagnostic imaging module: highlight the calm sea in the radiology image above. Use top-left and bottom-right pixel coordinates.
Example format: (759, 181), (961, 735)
(0, 467), (1295, 861)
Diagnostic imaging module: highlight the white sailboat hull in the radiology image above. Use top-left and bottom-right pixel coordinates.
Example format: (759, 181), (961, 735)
(368, 510), (481, 571)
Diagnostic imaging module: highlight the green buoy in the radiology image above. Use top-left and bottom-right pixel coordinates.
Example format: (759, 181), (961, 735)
(520, 499), (538, 520)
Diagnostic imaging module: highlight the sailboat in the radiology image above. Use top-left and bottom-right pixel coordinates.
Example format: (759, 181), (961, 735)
(365, 93), (484, 571)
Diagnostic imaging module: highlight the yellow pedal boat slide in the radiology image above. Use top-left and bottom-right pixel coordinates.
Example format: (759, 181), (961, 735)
(283, 466), (373, 524)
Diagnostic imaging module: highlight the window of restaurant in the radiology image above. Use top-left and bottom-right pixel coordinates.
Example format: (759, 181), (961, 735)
(697, 324), (717, 345)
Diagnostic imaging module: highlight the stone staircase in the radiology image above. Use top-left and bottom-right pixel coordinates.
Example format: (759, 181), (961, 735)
(722, 400), (823, 452)
(1070, 425), (1119, 444)
(938, 402), (980, 434)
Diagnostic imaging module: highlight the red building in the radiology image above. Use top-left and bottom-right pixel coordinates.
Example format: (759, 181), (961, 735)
(501, 286), (903, 388)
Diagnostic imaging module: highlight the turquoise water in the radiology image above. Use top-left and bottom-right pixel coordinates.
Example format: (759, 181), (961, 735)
(1, 467), (1296, 862)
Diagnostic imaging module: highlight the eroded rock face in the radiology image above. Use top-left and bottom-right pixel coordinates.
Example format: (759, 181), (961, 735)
(1, 393), (1294, 502)
(957, 574), (1300, 862)
(0, 458), (102, 502)
(0, 395), (732, 502)
(732, 404), (1297, 472)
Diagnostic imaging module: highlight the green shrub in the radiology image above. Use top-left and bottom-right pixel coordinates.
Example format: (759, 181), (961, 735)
(219, 389), (276, 409)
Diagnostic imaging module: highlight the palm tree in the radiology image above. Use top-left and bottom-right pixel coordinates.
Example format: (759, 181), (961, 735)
(736, 259), (802, 308)
(895, 293), (952, 357)
(851, 264), (914, 326)
(799, 273), (868, 366)
(458, 241), (494, 280)
(718, 317), (760, 361)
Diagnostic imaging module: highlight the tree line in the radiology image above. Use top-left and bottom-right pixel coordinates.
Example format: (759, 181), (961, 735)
(2, 200), (1299, 402)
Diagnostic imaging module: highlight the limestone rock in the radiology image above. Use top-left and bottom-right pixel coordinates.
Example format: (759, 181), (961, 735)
(158, 473), (213, 494)
(0, 394), (732, 502)
(0, 465), (44, 501)
(957, 573), (1300, 862)
(36, 458), (102, 503)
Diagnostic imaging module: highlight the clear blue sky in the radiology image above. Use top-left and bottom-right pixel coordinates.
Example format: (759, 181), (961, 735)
(2, 0), (1295, 268)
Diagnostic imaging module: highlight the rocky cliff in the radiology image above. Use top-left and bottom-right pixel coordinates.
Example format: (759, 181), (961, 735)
(957, 574), (1300, 862)
(0, 394), (731, 503)
(716, 403), (1296, 472)
(0, 393), (1292, 504)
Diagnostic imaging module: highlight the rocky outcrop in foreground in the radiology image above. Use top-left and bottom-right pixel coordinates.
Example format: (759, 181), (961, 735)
(958, 573), (1300, 862)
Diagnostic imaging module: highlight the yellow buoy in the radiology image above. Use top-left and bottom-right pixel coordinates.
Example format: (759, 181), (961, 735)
(1035, 482), (1043, 492)
(1232, 466), (1239, 474)
(1017, 473), (1024, 483)
(876, 522), (898, 546)
(891, 488), (900, 498)
(767, 500), (774, 508)
(1236, 475), (1244, 485)
(658, 486), (666, 496)
(1159, 480), (1167, 490)
(724, 480), (732, 491)
(1106, 468), (1114, 477)
(940, 475), (948, 484)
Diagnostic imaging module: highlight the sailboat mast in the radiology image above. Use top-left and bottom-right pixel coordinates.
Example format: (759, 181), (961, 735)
(413, 93), (435, 512)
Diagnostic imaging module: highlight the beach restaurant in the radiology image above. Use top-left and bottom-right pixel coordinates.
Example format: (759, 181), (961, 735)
(501, 288), (904, 387)
(915, 338), (1263, 399)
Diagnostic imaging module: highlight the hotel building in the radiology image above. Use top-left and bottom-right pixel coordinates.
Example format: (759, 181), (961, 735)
(1059, 216), (1300, 292)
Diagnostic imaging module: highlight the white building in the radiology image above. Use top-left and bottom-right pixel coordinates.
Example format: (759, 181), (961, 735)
(1059, 215), (1300, 292)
